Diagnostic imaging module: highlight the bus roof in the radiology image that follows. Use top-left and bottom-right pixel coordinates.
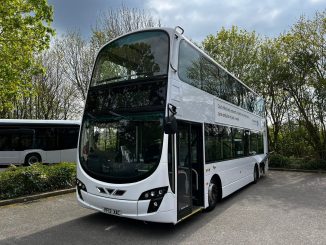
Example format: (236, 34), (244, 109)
(0, 119), (80, 126)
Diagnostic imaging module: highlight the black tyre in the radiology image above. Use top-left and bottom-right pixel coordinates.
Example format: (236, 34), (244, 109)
(25, 154), (41, 166)
(206, 180), (219, 211)
(253, 165), (259, 184)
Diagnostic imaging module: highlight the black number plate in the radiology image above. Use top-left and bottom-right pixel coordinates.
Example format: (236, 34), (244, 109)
(103, 207), (121, 216)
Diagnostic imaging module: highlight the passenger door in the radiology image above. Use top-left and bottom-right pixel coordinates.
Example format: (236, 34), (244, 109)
(177, 121), (203, 220)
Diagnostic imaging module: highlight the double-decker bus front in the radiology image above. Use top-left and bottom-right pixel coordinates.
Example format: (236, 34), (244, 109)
(77, 29), (176, 223)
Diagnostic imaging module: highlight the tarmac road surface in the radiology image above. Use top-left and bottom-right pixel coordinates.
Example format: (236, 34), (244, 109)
(0, 171), (326, 245)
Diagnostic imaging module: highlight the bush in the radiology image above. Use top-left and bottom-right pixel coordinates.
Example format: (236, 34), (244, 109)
(303, 159), (326, 171)
(269, 153), (290, 168)
(269, 153), (326, 171)
(0, 162), (76, 200)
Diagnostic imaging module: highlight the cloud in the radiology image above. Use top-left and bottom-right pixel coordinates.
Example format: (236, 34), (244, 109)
(145, 0), (324, 41)
(48, 0), (325, 42)
(308, 0), (326, 3)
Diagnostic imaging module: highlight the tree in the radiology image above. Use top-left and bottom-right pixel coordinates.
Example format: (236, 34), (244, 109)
(9, 45), (81, 120)
(58, 5), (161, 107)
(58, 31), (95, 102)
(0, 0), (54, 117)
(91, 4), (161, 50)
(255, 39), (291, 151)
(202, 26), (260, 86)
(279, 11), (326, 160)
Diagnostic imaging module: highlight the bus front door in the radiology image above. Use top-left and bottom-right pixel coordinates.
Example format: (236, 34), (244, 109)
(177, 122), (203, 220)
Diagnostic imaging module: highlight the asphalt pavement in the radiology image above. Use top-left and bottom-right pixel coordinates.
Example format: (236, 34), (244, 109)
(0, 171), (325, 245)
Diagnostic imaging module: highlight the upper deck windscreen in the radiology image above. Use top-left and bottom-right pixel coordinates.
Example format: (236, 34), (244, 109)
(91, 30), (169, 86)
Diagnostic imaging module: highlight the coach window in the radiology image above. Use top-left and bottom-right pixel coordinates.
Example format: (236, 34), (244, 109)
(221, 127), (233, 159)
(205, 124), (222, 163)
(250, 132), (258, 155)
(257, 133), (264, 154)
(0, 133), (9, 150)
(219, 70), (229, 101)
(247, 91), (256, 113)
(244, 130), (250, 156)
(201, 59), (221, 97)
(178, 40), (201, 89)
(233, 128), (244, 158)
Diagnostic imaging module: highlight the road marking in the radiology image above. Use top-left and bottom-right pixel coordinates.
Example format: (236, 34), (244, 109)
(105, 225), (116, 231)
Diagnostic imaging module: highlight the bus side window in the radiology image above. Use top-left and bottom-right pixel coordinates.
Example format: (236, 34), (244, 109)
(0, 134), (9, 150)
(244, 131), (250, 156)
(11, 134), (20, 150)
(62, 128), (79, 149)
(20, 133), (33, 150)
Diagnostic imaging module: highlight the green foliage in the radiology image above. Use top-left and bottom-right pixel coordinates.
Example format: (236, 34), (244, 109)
(269, 153), (290, 168)
(269, 153), (326, 171)
(202, 11), (326, 165)
(0, 163), (76, 200)
(273, 123), (314, 158)
(202, 26), (260, 86)
(276, 11), (326, 160)
(0, 0), (55, 116)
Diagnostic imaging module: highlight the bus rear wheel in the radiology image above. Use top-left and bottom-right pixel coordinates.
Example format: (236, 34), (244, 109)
(253, 165), (259, 184)
(25, 154), (41, 166)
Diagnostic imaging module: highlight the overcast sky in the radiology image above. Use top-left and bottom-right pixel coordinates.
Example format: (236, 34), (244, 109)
(48, 0), (326, 42)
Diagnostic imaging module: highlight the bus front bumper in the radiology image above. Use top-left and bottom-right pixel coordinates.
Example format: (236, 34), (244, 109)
(77, 190), (176, 223)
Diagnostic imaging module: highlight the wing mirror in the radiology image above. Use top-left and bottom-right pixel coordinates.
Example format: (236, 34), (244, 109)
(164, 104), (177, 134)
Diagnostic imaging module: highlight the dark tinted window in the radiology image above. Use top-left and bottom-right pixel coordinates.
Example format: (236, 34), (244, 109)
(0, 132), (10, 150)
(35, 128), (57, 150)
(178, 40), (265, 116)
(85, 80), (167, 114)
(257, 132), (264, 154)
(202, 59), (221, 97)
(58, 127), (79, 149)
(221, 127), (233, 159)
(205, 125), (222, 162)
(178, 40), (202, 88)
(233, 128), (244, 158)
(250, 132), (258, 155)
(79, 114), (163, 184)
(0, 129), (34, 151)
(91, 31), (169, 86)
(205, 124), (265, 163)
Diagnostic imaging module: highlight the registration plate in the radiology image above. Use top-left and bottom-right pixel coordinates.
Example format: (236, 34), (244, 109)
(103, 207), (121, 216)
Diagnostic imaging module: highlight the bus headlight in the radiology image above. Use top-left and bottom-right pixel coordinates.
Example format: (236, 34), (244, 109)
(148, 198), (164, 213)
(139, 187), (168, 213)
(139, 187), (168, 200)
(76, 178), (87, 200)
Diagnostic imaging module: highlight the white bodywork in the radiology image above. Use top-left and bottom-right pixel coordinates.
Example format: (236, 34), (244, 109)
(0, 119), (80, 165)
(77, 27), (268, 224)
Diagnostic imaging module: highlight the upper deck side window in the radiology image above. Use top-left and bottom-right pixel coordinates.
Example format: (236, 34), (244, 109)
(177, 39), (264, 117)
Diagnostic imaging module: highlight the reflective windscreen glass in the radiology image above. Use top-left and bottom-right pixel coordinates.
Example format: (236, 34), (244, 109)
(91, 31), (169, 86)
(79, 114), (164, 183)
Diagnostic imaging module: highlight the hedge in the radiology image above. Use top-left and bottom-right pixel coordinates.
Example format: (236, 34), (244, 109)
(0, 162), (76, 200)
(269, 153), (326, 171)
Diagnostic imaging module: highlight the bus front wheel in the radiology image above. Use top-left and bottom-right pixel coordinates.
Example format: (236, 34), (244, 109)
(206, 180), (219, 211)
(25, 154), (41, 166)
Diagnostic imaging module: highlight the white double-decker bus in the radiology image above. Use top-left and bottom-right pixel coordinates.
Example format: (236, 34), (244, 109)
(0, 119), (80, 165)
(77, 27), (268, 224)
